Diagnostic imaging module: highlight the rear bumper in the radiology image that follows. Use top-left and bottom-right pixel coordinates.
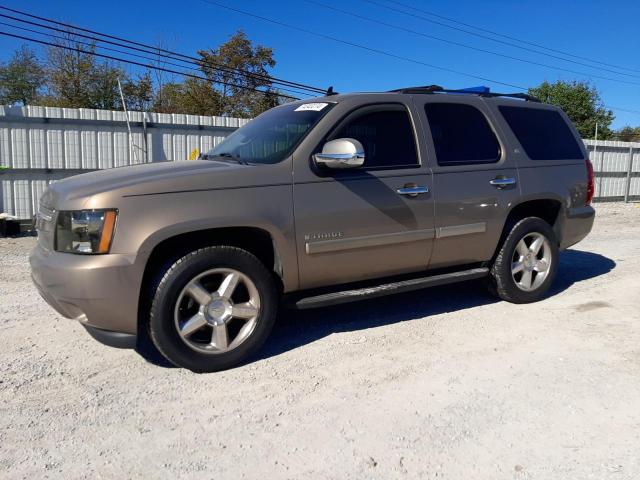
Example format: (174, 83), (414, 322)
(557, 205), (595, 250)
(29, 245), (142, 336)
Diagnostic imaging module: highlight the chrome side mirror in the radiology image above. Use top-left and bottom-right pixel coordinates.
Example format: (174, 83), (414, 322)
(313, 138), (365, 169)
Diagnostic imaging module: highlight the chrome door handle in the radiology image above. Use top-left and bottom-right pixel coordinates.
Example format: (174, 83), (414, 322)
(397, 185), (429, 197)
(489, 177), (517, 189)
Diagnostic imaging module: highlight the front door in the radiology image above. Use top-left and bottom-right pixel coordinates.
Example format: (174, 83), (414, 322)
(293, 102), (435, 290)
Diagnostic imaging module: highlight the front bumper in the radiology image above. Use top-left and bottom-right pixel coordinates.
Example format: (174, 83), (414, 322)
(30, 245), (143, 338)
(83, 325), (136, 349)
(557, 205), (596, 250)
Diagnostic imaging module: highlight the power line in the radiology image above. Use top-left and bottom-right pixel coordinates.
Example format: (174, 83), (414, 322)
(0, 5), (326, 95)
(606, 105), (640, 115)
(364, 0), (640, 77)
(0, 10), (322, 96)
(0, 30), (302, 101)
(198, 0), (640, 118)
(306, 0), (640, 86)
(0, 5), (327, 96)
(197, 0), (528, 90)
(0, 20), (316, 98)
(379, 0), (640, 75)
(197, 1), (640, 116)
(2, 4), (639, 119)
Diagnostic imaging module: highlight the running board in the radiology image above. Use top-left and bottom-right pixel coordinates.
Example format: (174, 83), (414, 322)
(292, 267), (489, 310)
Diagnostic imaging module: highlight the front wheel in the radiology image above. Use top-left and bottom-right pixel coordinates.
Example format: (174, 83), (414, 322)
(489, 217), (559, 304)
(149, 246), (278, 372)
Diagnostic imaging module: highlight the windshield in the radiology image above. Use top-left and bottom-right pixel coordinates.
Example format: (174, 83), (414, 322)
(201, 102), (333, 165)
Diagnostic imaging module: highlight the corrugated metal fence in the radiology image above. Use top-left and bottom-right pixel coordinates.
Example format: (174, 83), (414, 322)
(0, 106), (638, 218)
(584, 139), (640, 202)
(0, 105), (248, 218)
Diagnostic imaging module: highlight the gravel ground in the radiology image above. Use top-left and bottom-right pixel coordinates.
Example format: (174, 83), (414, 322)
(1, 203), (639, 479)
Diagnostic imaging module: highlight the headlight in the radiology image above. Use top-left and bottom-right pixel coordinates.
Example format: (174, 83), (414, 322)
(55, 209), (117, 254)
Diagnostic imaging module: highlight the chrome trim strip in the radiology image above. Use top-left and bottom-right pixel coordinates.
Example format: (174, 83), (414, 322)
(306, 228), (435, 255)
(436, 222), (486, 238)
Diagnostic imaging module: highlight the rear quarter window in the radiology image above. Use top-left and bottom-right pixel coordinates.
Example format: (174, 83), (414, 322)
(499, 106), (584, 160)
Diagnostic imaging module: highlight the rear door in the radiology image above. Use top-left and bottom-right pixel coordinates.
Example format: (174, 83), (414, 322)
(292, 98), (435, 289)
(415, 96), (521, 268)
(488, 102), (590, 208)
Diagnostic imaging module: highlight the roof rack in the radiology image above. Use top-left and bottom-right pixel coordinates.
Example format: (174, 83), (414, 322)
(390, 85), (540, 102)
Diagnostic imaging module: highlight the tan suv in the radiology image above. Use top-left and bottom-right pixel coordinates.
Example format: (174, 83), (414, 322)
(30, 86), (596, 372)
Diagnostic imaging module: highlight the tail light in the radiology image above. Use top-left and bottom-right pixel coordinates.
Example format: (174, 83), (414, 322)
(585, 159), (595, 205)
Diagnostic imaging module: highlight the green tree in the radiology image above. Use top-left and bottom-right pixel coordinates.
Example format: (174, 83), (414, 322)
(178, 78), (223, 116)
(122, 72), (154, 111)
(153, 79), (222, 115)
(198, 31), (280, 117)
(46, 37), (97, 108)
(615, 126), (640, 142)
(0, 45), (45, 105)
(90, 61), (123, 110)
(528, 80), (614, 139)
(45, 36), (137, 110)
(152, 82), (184, 113)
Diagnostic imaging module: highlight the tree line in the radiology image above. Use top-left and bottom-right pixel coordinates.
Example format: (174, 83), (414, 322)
(0, 31), (638, 139)
(0, 31), (280, 118)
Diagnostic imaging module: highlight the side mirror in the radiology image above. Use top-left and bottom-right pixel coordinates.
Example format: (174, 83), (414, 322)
(313, 138), (365, 169)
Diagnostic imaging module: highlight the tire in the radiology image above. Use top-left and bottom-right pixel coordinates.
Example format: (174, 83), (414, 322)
(148, 246), (278, 372)
(489, 217), (559, 304)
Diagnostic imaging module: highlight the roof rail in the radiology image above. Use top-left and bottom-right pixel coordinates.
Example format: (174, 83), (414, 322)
(390, 85), (541, 102)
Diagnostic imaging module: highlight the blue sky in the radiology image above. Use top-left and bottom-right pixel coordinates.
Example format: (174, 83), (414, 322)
(1, 0), (639, 128)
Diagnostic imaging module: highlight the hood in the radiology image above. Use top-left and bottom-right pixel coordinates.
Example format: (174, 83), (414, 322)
(45, 159), (288, 210)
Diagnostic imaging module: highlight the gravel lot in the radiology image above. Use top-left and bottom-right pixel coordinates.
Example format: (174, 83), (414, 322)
(1, 203), (639, 479)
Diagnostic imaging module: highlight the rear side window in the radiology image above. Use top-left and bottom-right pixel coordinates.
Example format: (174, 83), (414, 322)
(499, 106), (584, 160)
(424, 103), (501, 166)
(331, 106), (419, 169)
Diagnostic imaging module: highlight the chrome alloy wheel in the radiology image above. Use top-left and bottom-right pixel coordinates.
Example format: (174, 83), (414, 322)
(174, 268), (261, 354)
(511, 232), (552, 292)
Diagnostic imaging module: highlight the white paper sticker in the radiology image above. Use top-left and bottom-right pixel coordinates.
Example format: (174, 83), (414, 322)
(294, 103), (329, 112)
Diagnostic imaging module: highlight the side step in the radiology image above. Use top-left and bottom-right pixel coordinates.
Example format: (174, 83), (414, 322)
(292, 267), (489, 310)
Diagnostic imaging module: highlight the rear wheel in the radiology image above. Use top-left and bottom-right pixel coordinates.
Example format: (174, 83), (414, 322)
(489, 217), (559, 303)
(149, 246), (278, 372)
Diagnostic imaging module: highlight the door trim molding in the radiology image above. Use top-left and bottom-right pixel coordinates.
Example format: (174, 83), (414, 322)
(436, 222), (486, 238)
(306, 228), (435, 255)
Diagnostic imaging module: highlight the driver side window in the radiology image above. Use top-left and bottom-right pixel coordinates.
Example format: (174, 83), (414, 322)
(331, 105), (419, 169)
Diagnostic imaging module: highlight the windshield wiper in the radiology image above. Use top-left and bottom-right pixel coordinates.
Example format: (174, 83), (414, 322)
(209, 152), (252, 165)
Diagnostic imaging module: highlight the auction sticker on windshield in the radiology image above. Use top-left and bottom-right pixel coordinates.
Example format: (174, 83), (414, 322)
(294, 103), (329, 112)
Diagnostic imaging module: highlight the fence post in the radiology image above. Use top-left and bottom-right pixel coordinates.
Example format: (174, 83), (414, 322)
(625, 145), (634, 203)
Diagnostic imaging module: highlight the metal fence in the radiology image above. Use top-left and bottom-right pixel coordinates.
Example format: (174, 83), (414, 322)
(0, 105), (248, 218)
(584, 139), (640, 202)
(0, 105), (638, 218)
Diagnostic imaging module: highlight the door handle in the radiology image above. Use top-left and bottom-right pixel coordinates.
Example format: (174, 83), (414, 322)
(489, 177), (517, 189)
(397, 185), (429, 197)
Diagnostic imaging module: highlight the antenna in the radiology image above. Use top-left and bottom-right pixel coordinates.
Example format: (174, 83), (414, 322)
(117, 77), (148, 163)
(117, 77), (138, 165)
